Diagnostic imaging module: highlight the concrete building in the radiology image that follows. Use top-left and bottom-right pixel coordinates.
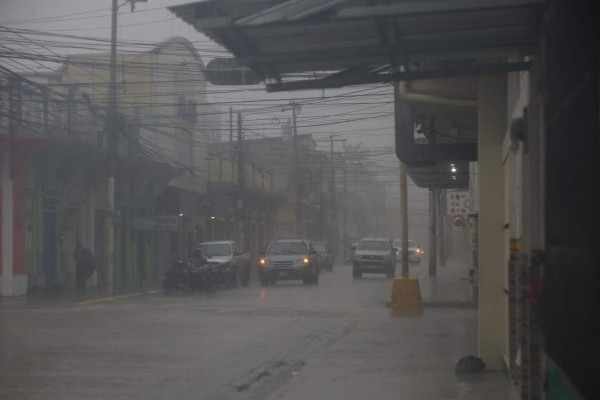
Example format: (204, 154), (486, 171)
(58, 37), (221, 267)
(211, 133), (323, 242)
(0, 66), (175, 295)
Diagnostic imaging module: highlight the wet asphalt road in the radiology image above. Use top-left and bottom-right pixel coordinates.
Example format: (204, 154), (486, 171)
(0, 264), (397, 400)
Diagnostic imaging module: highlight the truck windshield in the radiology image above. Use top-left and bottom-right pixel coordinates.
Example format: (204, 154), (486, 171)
(268, 242), (307, 255)
(198, 243), (232, 257)
(358, 240), (390, 251)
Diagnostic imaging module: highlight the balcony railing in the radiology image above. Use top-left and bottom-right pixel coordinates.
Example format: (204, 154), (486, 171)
(0, 71), (105, 149)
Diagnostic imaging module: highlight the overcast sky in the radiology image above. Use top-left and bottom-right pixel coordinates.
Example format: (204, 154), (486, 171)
(0, 0), (431, 240)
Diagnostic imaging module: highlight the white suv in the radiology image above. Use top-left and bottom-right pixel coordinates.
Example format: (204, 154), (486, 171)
(352, 238), (397, 279)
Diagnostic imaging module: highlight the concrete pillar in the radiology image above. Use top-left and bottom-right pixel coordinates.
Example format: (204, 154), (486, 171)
(1, 148), (14, 296)
(477, 73), (508, 369)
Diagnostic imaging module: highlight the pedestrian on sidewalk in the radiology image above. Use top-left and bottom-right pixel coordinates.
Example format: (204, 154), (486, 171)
(73, 242), (95, 293)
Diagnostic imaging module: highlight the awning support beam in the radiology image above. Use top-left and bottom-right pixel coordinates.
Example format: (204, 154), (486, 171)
(267, 61), (531, 92)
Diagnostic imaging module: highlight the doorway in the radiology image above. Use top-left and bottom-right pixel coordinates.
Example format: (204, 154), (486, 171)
(93, 209), (106, 288)
(41, 200), (57, 291)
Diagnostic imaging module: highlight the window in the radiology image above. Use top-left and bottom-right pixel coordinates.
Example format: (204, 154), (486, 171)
(267, 241), (307, 255)
(198, 243), (232, 257)
(358, 240), (391, 251)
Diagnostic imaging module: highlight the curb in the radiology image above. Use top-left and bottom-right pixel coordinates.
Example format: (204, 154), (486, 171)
(78, 290), (160, 305)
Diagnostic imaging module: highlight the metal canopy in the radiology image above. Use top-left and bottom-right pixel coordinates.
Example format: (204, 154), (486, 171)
(170, 0), (540, 189)
(170, 0), (538, 89)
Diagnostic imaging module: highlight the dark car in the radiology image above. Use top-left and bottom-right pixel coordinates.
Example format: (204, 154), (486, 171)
(258, 239), (320, 286)
(312, 241), (334, 271)
(352, 238), (397, 279)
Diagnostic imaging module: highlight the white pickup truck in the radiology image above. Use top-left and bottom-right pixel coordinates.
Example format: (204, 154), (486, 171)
(196, 241), (251, 286)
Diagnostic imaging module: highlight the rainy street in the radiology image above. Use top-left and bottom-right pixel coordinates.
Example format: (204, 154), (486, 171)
(0, 1), (596, 399)
(0, 262), (508, 400)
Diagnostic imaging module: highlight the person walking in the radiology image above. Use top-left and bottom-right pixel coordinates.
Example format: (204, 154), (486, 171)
(73, 241), (94, 293)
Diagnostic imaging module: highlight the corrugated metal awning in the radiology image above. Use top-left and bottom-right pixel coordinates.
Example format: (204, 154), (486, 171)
(170, 0), (539, 90)
(170, 0), (541, 189)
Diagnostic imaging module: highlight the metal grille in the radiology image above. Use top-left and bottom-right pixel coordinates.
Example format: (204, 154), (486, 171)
(273, 261), (293, 267)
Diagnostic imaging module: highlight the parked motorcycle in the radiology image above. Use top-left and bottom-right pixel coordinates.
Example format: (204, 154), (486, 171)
(161, 257), (220, 294)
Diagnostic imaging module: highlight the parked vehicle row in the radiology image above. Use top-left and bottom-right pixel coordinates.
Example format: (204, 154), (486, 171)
(162, 238), (338, 293)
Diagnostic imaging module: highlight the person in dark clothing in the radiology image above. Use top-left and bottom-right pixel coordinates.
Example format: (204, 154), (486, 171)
(73, 241), (94, 293)
(190, 247), (208, 267)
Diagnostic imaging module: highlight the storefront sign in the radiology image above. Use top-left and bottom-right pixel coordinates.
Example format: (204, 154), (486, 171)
(447, 191), (470, 215)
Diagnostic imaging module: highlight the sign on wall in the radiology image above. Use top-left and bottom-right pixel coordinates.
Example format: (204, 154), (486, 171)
(447, 191), (470, 215)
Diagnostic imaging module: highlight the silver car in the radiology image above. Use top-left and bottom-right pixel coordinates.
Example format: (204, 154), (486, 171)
(393, 239), (423, 266)
(259, 239), (320, 286)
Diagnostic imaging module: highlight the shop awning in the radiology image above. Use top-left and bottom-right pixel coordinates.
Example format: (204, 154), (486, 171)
(170, 0), (540, 188)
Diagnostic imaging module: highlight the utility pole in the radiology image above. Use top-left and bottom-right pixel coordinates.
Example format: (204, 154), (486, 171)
(342, 155), (347, 255)
(106, 0), (119, 294)
(394, 80), (409, 278)
(319, 154), (325, 240)
(229, 107), (233, 149)
(399, 161), (409, 277)
(290, 101), (301, 237)
(429, 189), (437, 277)
(237, 112), (245, 252)
(438, 189), (446, 266)
(329, 135), (336, 247)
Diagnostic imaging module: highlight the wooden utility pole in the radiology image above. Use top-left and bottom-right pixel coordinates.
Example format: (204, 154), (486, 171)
(429, 189), (437, 277)
(342, 156), (347, 253)
(318, 154), (325, 240)
(229, 107), (233, 148)
(291, 101), (301, 237)
(399, 160), (409, 277)
(329, 135), (336, 229)
(329, 135), (337, 253)
(237, 112), (245, 251)
(106, 0), (119, 294)
(394, 80), (409, 278)
(438, 189), (446, 266)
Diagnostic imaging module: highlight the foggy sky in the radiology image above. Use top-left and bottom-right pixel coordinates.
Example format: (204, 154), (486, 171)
(1, 0), (431, 245)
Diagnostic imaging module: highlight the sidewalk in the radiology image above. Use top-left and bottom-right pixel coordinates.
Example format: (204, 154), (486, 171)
(416, 257), (477, 307)
(0, 283), (159, 308)
(269, 259), (512, 400)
